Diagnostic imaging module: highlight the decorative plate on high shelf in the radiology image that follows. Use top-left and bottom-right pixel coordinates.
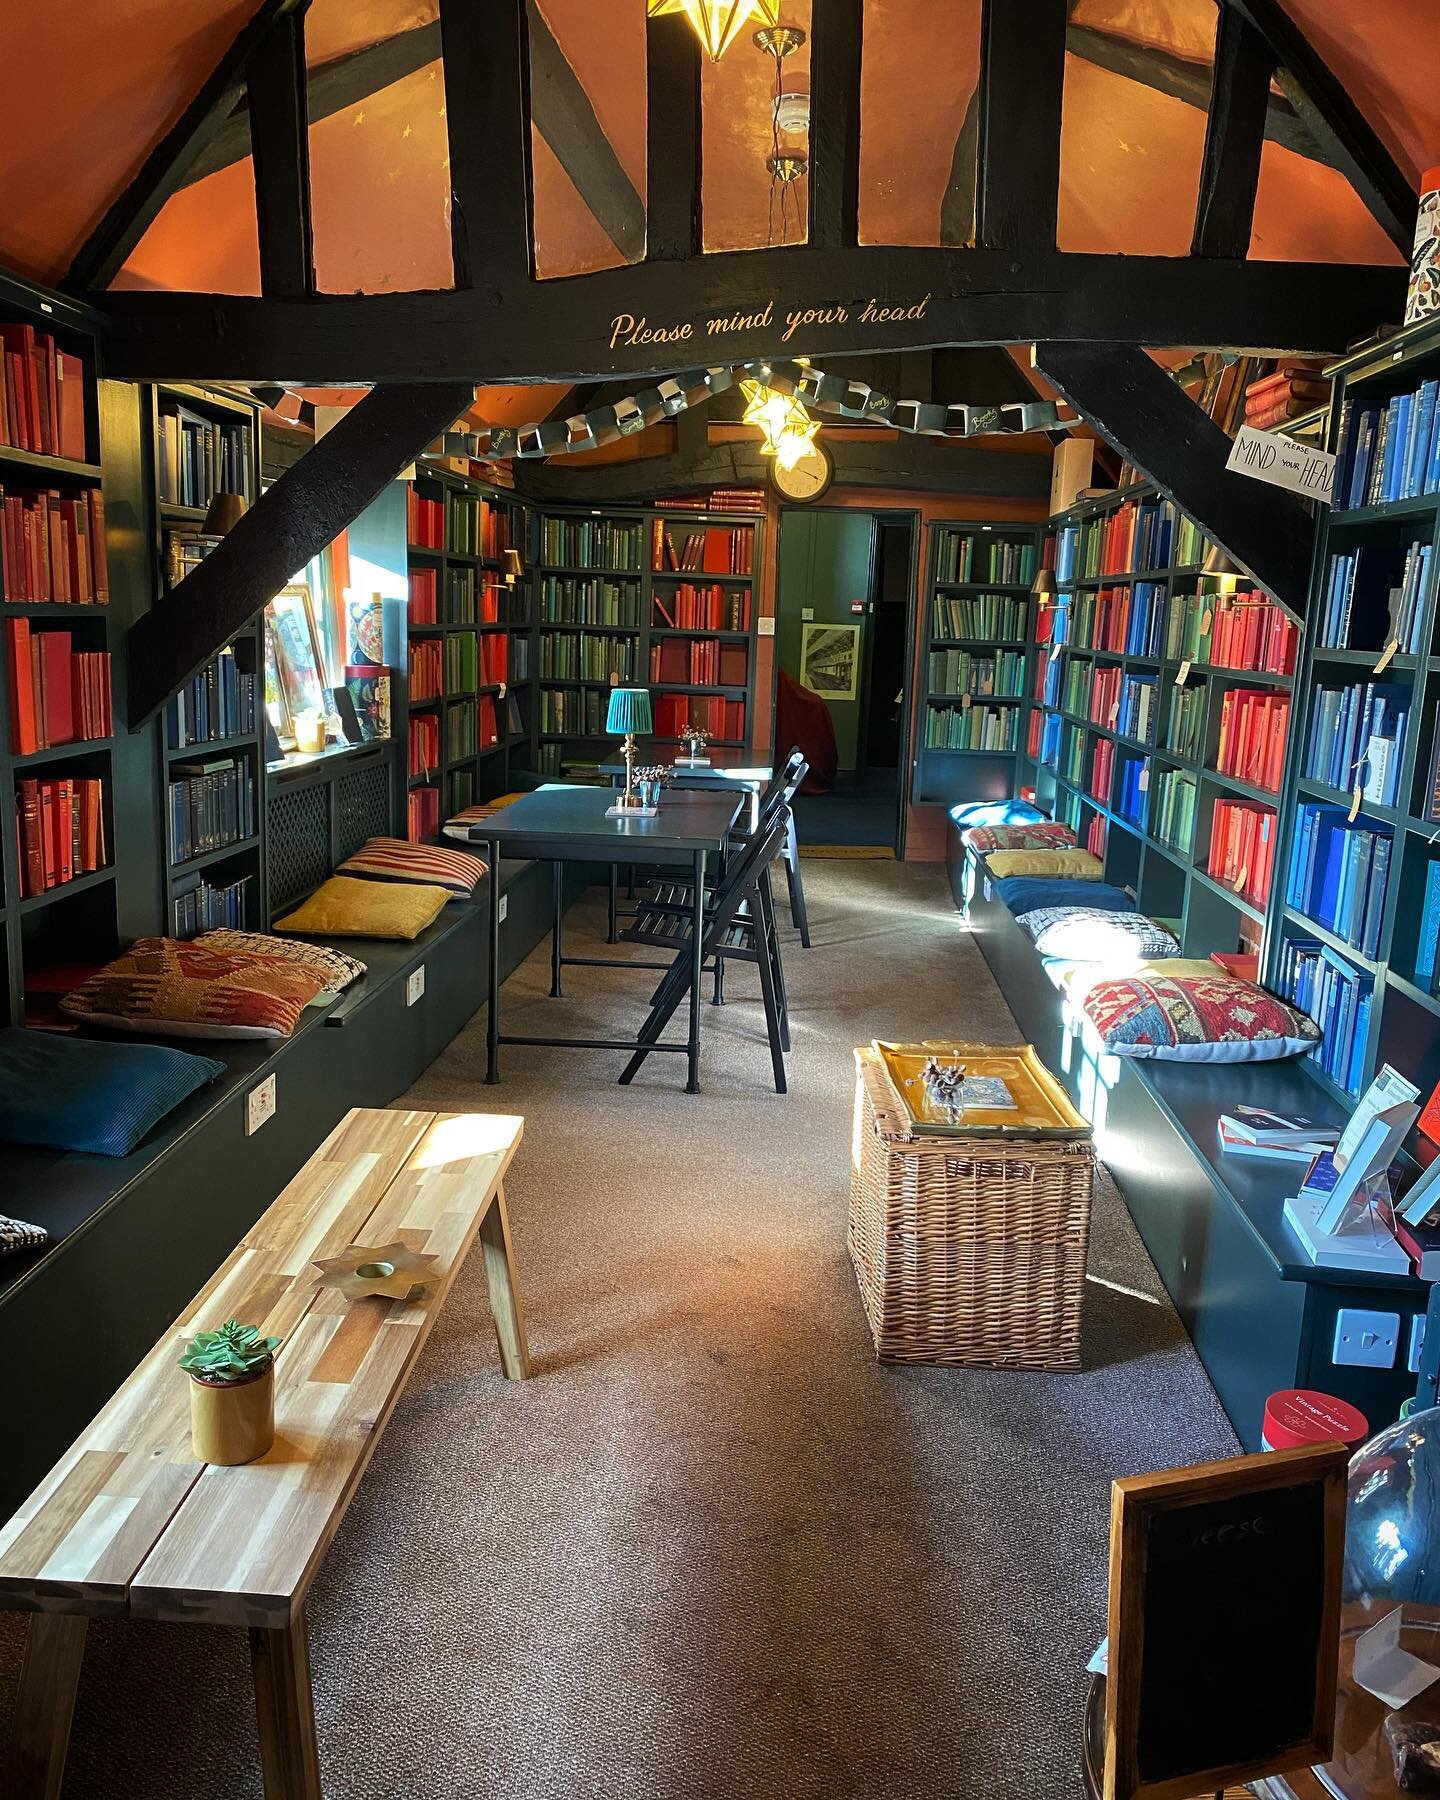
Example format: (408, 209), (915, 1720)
(872, 1041), (1090, 1138)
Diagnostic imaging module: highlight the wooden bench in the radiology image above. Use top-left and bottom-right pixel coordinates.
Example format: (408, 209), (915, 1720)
(0, 1105), (529, 1800)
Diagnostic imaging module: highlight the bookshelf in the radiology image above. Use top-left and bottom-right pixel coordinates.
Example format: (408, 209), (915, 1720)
(1021, 482), (1299, 967)
(1266, 314), (1440, 1107)
(534, 503), (761, 778)
(405, 464), (533, 838)
(143, 382), (265, 937)
(915, 520), (1042, 807)
(0, 276), (120, 1025)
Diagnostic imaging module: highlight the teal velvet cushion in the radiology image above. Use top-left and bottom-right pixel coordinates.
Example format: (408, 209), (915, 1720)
(0, 1028), (225, 1157)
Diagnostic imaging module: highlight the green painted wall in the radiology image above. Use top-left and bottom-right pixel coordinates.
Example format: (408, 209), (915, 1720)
(776, 511), (874, 771)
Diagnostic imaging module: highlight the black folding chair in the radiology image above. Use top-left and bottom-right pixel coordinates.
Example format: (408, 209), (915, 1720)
(618, 812), (791, 1093)
(750, 749), (811, 948)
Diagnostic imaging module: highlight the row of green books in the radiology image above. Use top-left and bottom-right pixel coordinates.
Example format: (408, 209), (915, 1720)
(924, 703), (1018, 751)
(932, 593), (1027, 641)
(927, 648), (1024, 696)
(539, 576), (643, 627)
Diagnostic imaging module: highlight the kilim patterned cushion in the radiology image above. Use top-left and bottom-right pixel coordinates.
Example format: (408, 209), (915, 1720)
(338, 835), (486, 894)
(0, 1214), (47, 1256)
(963, 822), (1077, 854)
(61, 938), (333, 1040)
(1018, 907), (1180, 962)
(196, 929), (366, 993)
(1082, 972), (1321, 1063)
(443, 795), (524, 844)
(0, 1027), (224, 1156)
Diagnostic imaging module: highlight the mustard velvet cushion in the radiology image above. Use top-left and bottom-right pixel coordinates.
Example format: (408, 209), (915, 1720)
(984, 848), (1105, 881)
(273, 876), (451, 941)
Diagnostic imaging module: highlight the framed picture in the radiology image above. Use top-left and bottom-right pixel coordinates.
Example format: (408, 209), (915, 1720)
(265, 583), (328, 748)
(800, 621), (861, 701)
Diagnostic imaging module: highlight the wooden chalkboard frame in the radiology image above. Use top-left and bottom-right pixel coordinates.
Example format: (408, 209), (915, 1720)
(1105, 1443), (1348, 1800)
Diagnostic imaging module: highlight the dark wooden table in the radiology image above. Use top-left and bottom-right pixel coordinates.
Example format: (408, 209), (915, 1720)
(472, 784), (743, 1093)
(597, 751), (772, 830)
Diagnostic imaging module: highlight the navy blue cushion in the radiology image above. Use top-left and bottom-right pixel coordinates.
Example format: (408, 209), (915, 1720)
(0, 1028), (225, 1157)
(949, 799), (1045, 830)
(992, 876), (1135, 918)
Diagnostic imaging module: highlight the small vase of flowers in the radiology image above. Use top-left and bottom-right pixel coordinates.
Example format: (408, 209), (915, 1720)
(633, 764), (670, 811)
(678, 723), (711, 765)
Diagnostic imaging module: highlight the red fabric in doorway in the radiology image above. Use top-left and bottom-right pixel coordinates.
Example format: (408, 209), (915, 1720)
(776, 667), (837, 795)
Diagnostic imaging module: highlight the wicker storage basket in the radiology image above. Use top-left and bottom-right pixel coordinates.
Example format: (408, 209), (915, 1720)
(849, 1045), (1096, 1368)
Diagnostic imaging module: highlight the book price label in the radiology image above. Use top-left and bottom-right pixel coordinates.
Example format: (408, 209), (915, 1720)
(1374, 640), (1399, 675)
(1175, 658), (1192, 686)
(1349, 786), (1363, 823)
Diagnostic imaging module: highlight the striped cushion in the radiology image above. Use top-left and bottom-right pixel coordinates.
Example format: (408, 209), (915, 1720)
(196, 930), (366, 993)
(443, 794), (525, 844)
(61, 939), (333, 1040)
(1, 1214), (48, 1256)
(0, 1026), (225, 1156)
(338, 836), (486, 894)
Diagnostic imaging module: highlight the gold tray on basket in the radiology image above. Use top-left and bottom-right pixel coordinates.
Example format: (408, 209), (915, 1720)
(872, 1041), (1091, 1139)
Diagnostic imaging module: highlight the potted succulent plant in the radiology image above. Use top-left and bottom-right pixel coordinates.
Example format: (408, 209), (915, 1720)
(180, 1318), (282, 1466)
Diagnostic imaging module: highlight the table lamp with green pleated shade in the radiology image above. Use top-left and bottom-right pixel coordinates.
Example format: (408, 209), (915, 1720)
(605, 686), (654, 817)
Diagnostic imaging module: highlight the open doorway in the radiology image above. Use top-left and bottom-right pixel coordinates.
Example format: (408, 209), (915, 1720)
(774, 508), (917, 855)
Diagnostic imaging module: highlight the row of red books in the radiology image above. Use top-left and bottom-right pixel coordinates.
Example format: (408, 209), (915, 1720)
(651, 582), (751, 631)
(2, 485), (109, 604)
(407, 490), (445, 549)
(1090, 737), (1115, 805)
(480, 634), (508, 684)
(1089, 663), (1122, 730)
(1096, 500), (1145, 576)
(408, 714), (439, 778)
(651, 522), (755, 577)
(1244, 360), (1329, 430)
(480, 499), (512, 559)
(1, 321), (87, 461)
(654, 489), (765, 515)
(649, 637), (748, 687)
(1208, 799), (1277, 908)
(1208, 590), (1298, 675)
(1216, 688), (1290, 794)
(1089, 587), (1131, 654)
(16, 775), (106, 898)
(1026, 708), (1043, 759)
(408, 567), (438, 624)
(409, 639), (442, 703)
(7, 621), (112, 752)
(1087, 813), (1107, 859)
(407, 785), (441, 841)
(654, 695), (745, 741)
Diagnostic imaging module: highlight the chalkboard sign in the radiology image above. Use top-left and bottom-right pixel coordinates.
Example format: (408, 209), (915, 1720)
(1105, 1443), (1347, 1800)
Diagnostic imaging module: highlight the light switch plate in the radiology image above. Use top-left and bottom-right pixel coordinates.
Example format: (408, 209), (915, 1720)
(245, 1074), (277, 1136)
(801, 606), (815, 621)
(757, 617), (775, 637)
(406, 966), (426, 1007)
(1333, 1307), (1401, 1369)
(498, 894), (508, 923)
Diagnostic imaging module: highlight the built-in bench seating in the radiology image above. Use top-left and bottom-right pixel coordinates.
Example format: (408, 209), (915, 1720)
(948, 814), (1426, 1448)
(0, 855), (576, 1520)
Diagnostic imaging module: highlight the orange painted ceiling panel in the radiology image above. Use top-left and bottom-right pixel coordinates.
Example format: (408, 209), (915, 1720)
(859, 0), (980, 246)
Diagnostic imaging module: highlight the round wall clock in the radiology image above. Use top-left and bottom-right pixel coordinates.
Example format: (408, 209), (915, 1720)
(770, 441), (834, 503)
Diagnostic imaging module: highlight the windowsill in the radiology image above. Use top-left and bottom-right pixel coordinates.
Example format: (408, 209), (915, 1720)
(267, 738), (392, 779)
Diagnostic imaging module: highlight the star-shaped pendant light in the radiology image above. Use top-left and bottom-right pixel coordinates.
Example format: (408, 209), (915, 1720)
(740, 378), (821, 470)
(647, 0), (782, 62)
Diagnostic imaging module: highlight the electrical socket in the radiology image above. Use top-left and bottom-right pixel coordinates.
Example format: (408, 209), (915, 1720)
(406, 966), (426, 1007)
(498, 894), (508, 923)
(246, 1075), (277, 1136)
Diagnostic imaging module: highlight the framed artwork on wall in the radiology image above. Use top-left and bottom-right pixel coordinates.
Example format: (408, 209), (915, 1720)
(265, 583), (328, 748)
(800, 621), (861, 701)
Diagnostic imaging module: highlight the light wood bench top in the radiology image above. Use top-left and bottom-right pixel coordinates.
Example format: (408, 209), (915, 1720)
(0, 1106), (524, 1630)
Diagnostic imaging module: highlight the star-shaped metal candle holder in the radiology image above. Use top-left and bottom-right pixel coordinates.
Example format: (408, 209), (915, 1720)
(313, 1241), (440, 1302)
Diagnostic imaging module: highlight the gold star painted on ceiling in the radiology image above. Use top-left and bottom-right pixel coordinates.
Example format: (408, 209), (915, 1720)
(402, 124), (413, 138)
(354, 110), (367, 126)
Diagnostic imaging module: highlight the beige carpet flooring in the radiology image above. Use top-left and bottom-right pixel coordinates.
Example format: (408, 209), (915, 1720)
(0, 860), (1238, 1799)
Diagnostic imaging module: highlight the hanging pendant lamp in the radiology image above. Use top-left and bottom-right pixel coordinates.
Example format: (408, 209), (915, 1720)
(647, 0), (783, 63)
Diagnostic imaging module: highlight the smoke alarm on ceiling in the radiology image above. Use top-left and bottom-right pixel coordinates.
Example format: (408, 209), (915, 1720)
(773, 91), (810, 135)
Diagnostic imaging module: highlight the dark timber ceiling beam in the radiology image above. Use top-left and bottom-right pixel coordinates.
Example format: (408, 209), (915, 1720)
(1229, 0), (1415, 254)
(1192, 6), (1274, 258)
(127, 383), (475, 730)
(1032, 341), (1313, 612)
(247, 8), (315, 298)
(97, 248), (1405, 386)
(67, 0), (310, 293)
(808, 0), (864, 251)
(645, 15), (702, 261)
(438, 0), (533, 288)
(976, 0), (1066, 253)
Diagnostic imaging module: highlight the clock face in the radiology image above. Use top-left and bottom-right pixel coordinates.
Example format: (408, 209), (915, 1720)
(771, 442), (833, 503)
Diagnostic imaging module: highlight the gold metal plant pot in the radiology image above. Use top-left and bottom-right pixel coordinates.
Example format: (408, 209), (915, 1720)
(189, 1359), (276, 1466)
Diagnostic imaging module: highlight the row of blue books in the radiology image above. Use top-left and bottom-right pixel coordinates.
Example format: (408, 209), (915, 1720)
(1335, 379), (1440, 510)
(1416, 862), (1440, 993)
(165, 647), (257, 750)
(1117, 673), (1157, 745)
(1286, 804), (1392, 960)
(1315, 540), (1433, 652)
(1039, 711), (1062, 769)
(1303, 680), (1408, 806)
(1116, 756), (1147, 825)
(1275, 938), (1372, 1095)
(1124, 581), (1167, 658)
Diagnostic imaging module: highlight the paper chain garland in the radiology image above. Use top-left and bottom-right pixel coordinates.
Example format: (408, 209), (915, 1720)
(441, 360), (1079, 462)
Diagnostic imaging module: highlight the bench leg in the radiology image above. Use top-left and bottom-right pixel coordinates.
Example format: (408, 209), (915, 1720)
(251, 1609), (322, 1800)
(8, 1613), (88, 1800)
(479, 1182), (531, 1380)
